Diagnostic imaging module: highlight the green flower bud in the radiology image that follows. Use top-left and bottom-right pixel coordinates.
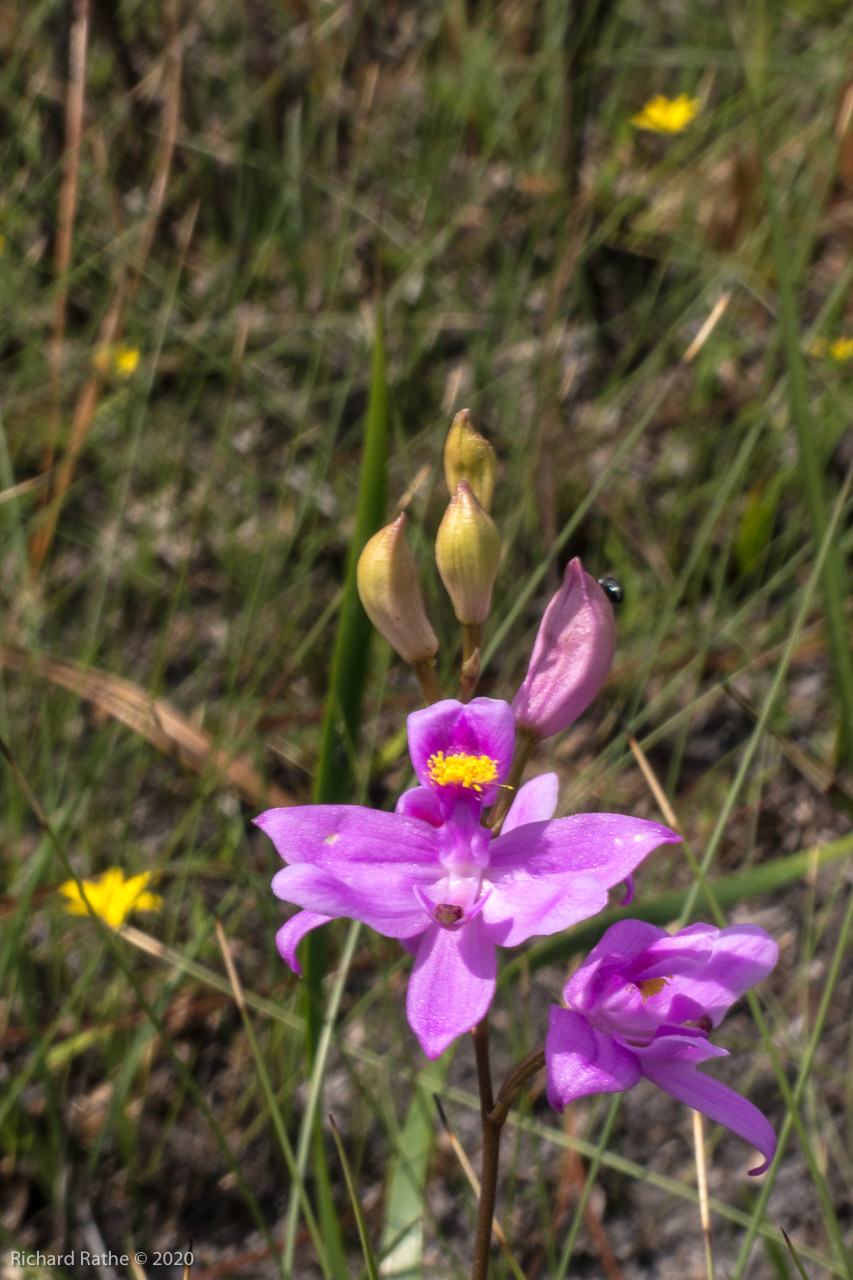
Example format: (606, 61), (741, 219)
(435, 479), (501, 625)
(357, 515), (439, 663)
(443, 409), (497, 512)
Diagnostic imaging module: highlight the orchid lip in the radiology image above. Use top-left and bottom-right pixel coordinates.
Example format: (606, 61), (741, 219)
(413, 882), (493, 930)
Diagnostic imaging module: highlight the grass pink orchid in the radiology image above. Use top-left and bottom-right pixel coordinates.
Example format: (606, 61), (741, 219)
(256, 698), (680, 1059)
(545, 919), (778, 1173)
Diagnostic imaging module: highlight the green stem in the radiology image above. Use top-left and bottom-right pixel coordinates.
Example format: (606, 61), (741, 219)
(460, 622), (483, 702)
(412, 656), (444, 705)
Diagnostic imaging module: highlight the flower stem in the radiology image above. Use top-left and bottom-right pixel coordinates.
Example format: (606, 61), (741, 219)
(411, 656), (444, 705)
(489, 1043), (545, 1128)
(460, 623), (483, 702)
(469, 1030), (548, 1279)
(471, 1015), (501, 1280)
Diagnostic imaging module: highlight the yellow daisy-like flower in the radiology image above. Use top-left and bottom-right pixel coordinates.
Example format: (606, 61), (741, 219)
(92, 342), (140, 380)
(59, 868), (162, 930)
(631, 93), (700, 134)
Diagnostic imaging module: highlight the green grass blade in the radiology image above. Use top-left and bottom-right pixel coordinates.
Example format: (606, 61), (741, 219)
(379, 1059), (449, 1280)
(739, 42), (853, 766)
(781, 1228), (812, 1280)
(330, 1112), (381, 1280)
(289, 298), (387, 1277)
(313, 297), (388, 808)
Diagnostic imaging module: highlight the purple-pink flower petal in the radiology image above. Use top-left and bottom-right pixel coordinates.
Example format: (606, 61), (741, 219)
(545, 1007), (641, 1109)
(394, 786), (444, 826)
(481, 870), (608, 947)
(502, 772), (559, 833)
(648, 924), (778, 1028)
(641, 1056), (777, 1175)
(276, 910), (332, 975)
(255, 805), (441, 870)
(490, 814), (681, 887)
(407, 698), (515, 803)
(407, 914), (499, 1058)
(272, 864), (428, 938)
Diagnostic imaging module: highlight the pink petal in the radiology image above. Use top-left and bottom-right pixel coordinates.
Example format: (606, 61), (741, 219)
(641, 1057), (776, 1175)
(406, 698), (515, 800)
(490, 813), (680, 885)
(406, 914), (498, 1058)
(502, 772), (559, 833)
(276, 910), (332, 975)
(255, 805), (441, 872)
(545, 1007), (641, 1110)
(636, 924), (778, 1028)
(272, 864), (428, 938)
(481, 869), (608, 947)
(395, 787), (444, 826)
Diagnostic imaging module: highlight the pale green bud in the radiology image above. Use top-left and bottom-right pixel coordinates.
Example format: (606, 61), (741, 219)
(357, 515), (439, 663)
(443, 409), (497, 512)
(435, 479), (501, 625)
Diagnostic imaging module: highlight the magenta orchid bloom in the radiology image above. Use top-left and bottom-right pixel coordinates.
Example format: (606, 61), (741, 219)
(545, 920), (778, 1174)
(513, 558), (616, 741)
(256, 698), (679, 1059)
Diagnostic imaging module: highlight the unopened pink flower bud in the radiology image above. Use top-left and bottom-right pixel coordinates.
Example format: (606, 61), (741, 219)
(357, 514), (439, 664)
(435, 479), (501, 625)
(512, 558), (616, 739)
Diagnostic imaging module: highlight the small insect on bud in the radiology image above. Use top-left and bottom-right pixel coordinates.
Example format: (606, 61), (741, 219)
(443, 409), (498, 513)
(435, 479), (501, 626)
(596, 576), (624, 604)
(357, 514), (439, 663)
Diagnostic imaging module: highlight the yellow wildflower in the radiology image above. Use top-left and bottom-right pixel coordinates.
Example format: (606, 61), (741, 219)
(829, 337), (853, 362)
(92, 342), (140, 380)
(806, 336), (853, 362)
(631, 93), (700, 134)
(59, 868), (162, 929)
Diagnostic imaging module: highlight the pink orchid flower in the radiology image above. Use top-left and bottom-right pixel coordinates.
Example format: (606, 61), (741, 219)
(256, 699), (680, 1059)
(545, 919), (778, 1174)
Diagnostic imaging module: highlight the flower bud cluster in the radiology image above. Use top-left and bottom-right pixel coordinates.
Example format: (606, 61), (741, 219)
(356, 410), (618, 732)
(356, 410), (502, 698)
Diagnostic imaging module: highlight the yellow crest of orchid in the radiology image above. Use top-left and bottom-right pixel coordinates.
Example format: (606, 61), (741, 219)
(427, 750), (498, 791)
(631, 93), (700, 134)
(59, 868), (162, 929)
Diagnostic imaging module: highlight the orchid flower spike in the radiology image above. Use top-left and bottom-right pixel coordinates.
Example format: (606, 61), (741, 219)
(513, 557), (616, 740)
(256, 698), (680, 1059)
(545, 919), (778, 1174)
